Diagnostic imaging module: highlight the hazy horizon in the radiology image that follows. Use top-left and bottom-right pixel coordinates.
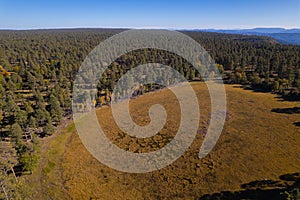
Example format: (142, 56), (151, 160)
(1, 26), (300, 31)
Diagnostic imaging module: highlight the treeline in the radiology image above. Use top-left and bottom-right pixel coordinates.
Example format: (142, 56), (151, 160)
(186, 32), (300, 97)
(0, 29), (300, 186)
(91, 32), (300, 107)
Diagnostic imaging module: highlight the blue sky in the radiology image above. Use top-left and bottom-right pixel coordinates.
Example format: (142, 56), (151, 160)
(0, 0), (299, 29)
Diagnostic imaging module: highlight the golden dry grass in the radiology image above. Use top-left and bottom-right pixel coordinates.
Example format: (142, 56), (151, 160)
(26, 82), (300, 199)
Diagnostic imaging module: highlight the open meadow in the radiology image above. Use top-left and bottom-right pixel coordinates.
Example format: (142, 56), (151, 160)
(23, 82), (300, 199)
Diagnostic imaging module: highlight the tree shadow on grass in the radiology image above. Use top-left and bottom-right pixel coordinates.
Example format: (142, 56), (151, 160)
(275, 95), (300, 102)
(271, 107), (300, 128)
(199, 173), (300, 200)
(229, 83), (300, 102)
(293, 122), (300, 127)
(231, 84), (271, 94)
(271, 107), (300, 114)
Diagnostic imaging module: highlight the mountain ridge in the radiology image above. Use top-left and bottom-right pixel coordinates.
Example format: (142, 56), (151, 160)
(185, 28), (300, 45)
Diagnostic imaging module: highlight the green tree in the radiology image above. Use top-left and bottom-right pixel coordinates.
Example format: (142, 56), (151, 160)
(49, 94), (62, 123)
(272, 81), (280, 91)
(15, 109), (27, 128)
(43, 122), (55, 135)
(4, 95), (18, 116)
(19, 152), (39, 174)
(0, 111), (3, 125)
(28, 116), (37, 129)
(216, 64), (224, 74)
(10, 123), (23, 145)
(24, 102), (34, 114)
(34, 102), (51, 126)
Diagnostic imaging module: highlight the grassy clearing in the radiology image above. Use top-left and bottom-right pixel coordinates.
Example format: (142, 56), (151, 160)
(24, 82), (300, 199)
(20, 123), (75, 199)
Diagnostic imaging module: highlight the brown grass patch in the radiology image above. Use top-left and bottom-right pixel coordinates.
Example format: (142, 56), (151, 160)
(26, 82), (300, 199)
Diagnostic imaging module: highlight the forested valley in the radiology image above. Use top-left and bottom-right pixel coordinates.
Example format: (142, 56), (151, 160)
(0, 29), (300, 198)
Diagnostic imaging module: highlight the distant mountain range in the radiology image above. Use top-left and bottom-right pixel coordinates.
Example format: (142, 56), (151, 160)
(187, 28), (300, 45)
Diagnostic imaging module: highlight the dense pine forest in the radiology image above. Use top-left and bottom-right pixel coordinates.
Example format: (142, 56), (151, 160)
(0, 29), (300, 198)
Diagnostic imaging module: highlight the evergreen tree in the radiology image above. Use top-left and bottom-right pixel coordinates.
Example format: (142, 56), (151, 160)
(43, 121), (55, 135)
(49, 94), (63, 123)
(10, 123), (23, 145)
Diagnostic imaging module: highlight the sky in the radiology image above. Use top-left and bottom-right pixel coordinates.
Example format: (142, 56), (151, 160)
(0, 0), (300, 29)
